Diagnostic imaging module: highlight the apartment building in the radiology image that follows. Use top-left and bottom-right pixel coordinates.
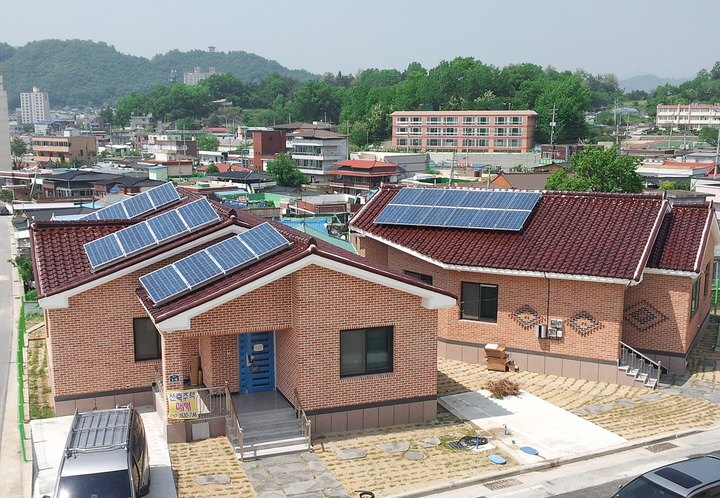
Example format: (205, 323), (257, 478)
(32, 134), (97, 163)
(183, 67), (216, 86)
(20, 87), (50, 124)
(290, 129), (348, 182)
(656, 104), (720, 131)
(142, 134), (198, 161)
(390, 110), (537, 153)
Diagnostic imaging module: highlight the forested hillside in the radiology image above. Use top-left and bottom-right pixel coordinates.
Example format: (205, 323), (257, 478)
(0, 39), (317, 108)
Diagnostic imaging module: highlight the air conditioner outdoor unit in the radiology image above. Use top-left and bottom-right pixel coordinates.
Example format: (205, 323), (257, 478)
(536, 323), (548, 339)
(550, 319), (564, 329)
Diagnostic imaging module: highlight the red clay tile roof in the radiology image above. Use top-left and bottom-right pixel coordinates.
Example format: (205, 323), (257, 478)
(350, 187), (679, 281)
(332, 159), (398, 169)
(647, 202), (715, 272)
(31, 187), (452, 314)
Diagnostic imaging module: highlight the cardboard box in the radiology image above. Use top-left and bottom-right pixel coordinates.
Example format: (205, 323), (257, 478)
(484, 346), (506, 359)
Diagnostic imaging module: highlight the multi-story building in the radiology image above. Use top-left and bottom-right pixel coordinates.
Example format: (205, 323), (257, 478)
(183, 67), (216, 86)
(0, 76), (10, 172)
(390, 110), (537, 153)
(290, 129), (348, 182)
(656, 104), (720, 131)
(20, 87), (50, 124)
(142, 134), (197, 161)
(252, 130), (286, 170)
(32, 132), (97, 164)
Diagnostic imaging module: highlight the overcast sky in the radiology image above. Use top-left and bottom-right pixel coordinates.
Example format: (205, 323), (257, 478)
(4, 0), (718, 80)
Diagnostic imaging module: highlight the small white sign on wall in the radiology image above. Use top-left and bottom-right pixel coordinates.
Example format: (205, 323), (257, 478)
(253, 343), (264, 352)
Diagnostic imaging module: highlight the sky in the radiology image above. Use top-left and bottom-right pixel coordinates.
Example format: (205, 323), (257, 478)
(4, 0), (719, 81)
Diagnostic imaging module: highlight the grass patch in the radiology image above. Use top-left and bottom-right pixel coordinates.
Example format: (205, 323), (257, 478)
(27, 337), (54, 420)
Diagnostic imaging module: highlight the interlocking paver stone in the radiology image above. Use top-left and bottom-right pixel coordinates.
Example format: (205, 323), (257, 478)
(195, 474), (231, 485)
(324, 486), (351, 497)
(376, 441), (410, 453)
(253, 480), (282, 493)
(273, 471), (315, 485)
(307, 460), (327, 472)
(315, 471), (342, 488)
(245, 467), (271, 481)
(637, 394), (663, 402)
(586, 403), (614, 414)
(336, 448), (367, 460)
(258, 491), (286, 498)
(282, 479), (323, 495)
(405, 451), (424, 460)
(615, 399), (638, 407)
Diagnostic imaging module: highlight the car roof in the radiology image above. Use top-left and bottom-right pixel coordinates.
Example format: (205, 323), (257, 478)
(643, 455), (720, 495)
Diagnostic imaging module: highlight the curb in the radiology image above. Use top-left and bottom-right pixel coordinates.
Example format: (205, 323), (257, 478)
(387, 426), (718, 498)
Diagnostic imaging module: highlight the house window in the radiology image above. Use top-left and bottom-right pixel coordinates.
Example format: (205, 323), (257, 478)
(460, 282), (498, 322)
(690, 278), (701, 318)
(340, 326), (393, 377)
(133, 318), (162, 361)
(405, 270), (433, 285)
(705, 262), (712, 297)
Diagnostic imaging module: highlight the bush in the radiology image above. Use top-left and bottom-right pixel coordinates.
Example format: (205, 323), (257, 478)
(24, 289), (37, 301)
(486, 378), (520, 399)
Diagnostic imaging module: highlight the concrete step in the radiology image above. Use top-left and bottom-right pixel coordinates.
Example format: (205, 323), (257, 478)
(636, 372), (648, 382)
(238, 441), (310, 460)
(617, 365), (630, 372)
(239, 409), (296, 428)
(627, 368), (639, 377)
(242, 423), (303, 443)
(645, 378), (658, 389)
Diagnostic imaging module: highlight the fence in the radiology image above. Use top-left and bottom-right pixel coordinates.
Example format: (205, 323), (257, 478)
(17, 297), (28, 463)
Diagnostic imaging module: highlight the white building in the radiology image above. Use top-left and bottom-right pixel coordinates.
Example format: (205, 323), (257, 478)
(20, 87), (50, 124)
(183, 67), (216, 86)
(0, 76), (10, 171)
(656, 104), (720, 131)
(290, 129), (348, 182)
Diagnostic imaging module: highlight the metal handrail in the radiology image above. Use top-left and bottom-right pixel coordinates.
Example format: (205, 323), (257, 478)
(293, 388), (312, 451)
(619, 341), (662, 388)
(224, 383), (243, 461)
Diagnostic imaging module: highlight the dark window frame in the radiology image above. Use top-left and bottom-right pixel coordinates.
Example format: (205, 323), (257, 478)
(340, 326), (393, 378)
(690, 278), (701, 319)
(405, 270), (433, 286)
(460, 282), (498, 322)
(133, 318), (162, 362)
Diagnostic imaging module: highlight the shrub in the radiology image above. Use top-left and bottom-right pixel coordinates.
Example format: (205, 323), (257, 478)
(486, 378), (520, 399)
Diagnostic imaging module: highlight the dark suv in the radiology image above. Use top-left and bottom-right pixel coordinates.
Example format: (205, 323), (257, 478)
(46, 405), (150, 498)
(612, 454), (720, 497)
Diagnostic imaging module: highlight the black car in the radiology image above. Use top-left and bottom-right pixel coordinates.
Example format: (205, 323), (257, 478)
(612, 454), (720, 497)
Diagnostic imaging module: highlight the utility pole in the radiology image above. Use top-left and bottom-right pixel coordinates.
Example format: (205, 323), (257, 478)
(714, 109), (720, 179)
(550, 103), (557, 162)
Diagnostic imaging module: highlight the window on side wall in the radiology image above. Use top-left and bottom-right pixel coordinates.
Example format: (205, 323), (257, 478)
(340, 326), (393, 377)
(405, 270), (433, 286)
(690, 278), (701, 318)
(460, 282), (498, 322)
(133, 318), (162, 361)
(705, 262), (712, 297)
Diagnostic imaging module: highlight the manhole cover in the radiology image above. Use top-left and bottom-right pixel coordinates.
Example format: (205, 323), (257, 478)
(646, 442), (678, 453)
(484, 478), (522, 490)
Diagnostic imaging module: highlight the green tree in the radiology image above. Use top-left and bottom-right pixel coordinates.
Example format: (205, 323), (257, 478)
(266, 153), (307, 188)
(177, 117), (200, 130)
(11, 138), (27, 169)
(196, 134), (220, 151)
(204, 163), (219, 175)
(545, 145), (644, 193)
(534, 74), (591, 143)
(698, 127), (719, 147)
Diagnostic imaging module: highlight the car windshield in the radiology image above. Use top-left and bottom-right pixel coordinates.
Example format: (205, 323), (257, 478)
(613, 476), (684, 498)
(56, 470), (132, 498)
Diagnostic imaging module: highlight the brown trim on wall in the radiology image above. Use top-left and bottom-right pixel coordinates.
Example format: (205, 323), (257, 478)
(54, 385), (153, 402)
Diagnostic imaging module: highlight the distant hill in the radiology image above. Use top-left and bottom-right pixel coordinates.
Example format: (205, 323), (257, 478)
(0, 39), (318, 109)
(619, 74), (692, 93)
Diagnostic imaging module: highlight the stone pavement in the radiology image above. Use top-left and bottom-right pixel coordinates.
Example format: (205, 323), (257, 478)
(658, 373), (720, 404)
(241, 451), (349, 497)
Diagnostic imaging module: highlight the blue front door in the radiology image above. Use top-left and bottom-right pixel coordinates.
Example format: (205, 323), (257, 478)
(238, 331), (275, 393)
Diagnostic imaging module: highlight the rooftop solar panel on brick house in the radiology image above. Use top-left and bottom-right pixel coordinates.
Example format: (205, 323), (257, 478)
(83, 198), (220, 270)
(79, 182), (180, 221)
(140, 222), (291, 306)
(373, 188), (541, 231)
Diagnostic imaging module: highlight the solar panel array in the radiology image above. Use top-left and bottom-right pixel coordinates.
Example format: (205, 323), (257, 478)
(79, 183), (181, 221)
(140, 222), (291, 306)
(84, 198), (221, 270)
(373, 188), (541, 231)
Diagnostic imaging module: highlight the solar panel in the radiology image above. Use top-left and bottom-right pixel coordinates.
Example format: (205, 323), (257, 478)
(139, 266), (190, 306)
(141, 222), (291, 305)
(374, 187), (541, 232)
(177, 199), (220, 230)
(495, 209), (532, 230)
(122, 192), (154, 218)
(238, 223), (290, 257)
(173, 251), (222, 287)
(84, 236), (124, 269)
(146, 210), (188, 243)
(508, 192), (542, 211)
(147, 182), (181, 208)
(206, 237), (256, 272)
(96, 202), (127, 220)
(115, 222), (156, 255)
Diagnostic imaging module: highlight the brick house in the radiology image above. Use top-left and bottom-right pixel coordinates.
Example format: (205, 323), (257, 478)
(350, 186), (718, 383)
(30, 185), (454, 442)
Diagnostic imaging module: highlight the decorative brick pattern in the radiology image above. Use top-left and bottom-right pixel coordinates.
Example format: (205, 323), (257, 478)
(568, 311), (600, 336)
(624, 299), (669, 331)
(510, 305), (542, 328)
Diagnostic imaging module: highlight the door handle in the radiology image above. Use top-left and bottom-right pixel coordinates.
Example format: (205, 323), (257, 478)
(247, 354), (255, 365)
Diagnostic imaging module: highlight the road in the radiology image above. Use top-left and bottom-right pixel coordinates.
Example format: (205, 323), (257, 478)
(0, 216), (15, 449)
(421, 428), (720, 498)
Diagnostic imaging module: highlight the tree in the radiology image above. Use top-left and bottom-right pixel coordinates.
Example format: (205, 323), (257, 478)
(266, 153), (307, 188)
(10, 138), (27, 169)
(545, 145), (645, 193)
(196, 134), (220, 151)
(699, 127), (719, 147)
(204, 163), (219, 175)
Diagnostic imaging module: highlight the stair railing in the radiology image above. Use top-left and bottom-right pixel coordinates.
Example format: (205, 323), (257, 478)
(293, 388), (312, 451)
(225, 382), (243, 461)
(618, 341), (662, 389)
